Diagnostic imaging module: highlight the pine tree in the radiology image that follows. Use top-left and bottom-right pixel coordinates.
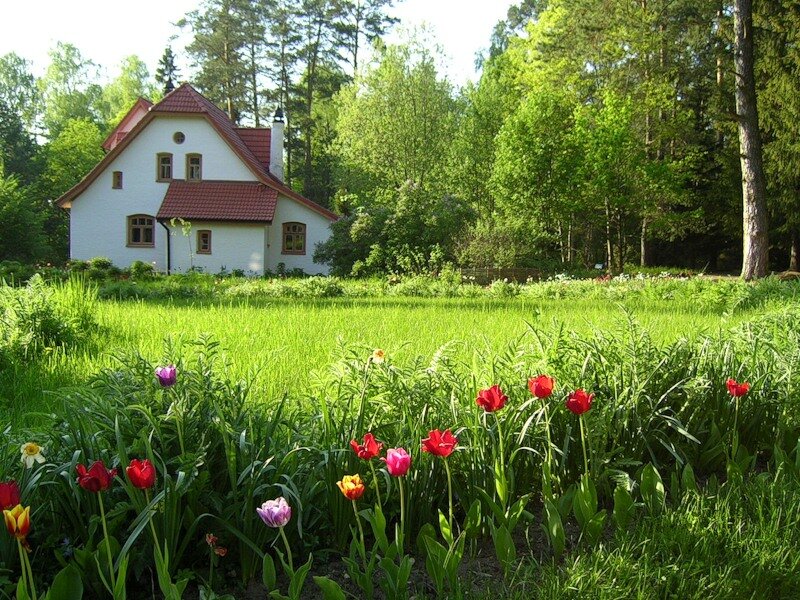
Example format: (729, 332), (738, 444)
(155, 46), (180, 93)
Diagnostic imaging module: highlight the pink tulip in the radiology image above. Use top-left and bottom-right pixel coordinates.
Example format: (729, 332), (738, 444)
(382, 448), (411, 477)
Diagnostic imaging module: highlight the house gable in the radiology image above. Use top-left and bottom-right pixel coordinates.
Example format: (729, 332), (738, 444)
(57, 84), (337, 222)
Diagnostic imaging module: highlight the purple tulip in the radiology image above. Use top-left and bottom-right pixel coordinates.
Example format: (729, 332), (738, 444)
(256, 496), (292, 528)
(155, 365), (177, 387)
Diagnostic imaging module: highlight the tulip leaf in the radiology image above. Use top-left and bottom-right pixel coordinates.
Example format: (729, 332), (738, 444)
(613, 485), (635, 530)
(491, 524), (516, 577)
(573, 474), (598, 528)
(263, 553), (277, 591)
(47, 564), (84, 600)
(584, 510), (606, 545)
(16, 578), (31, 600)
(313, 576), (346, 600)
(288, 554), (313, 600)
(641, 463), (666, 516)
(542, 498), (565, 559)
(438, 510), (453, 546)
(464, 499), (482, 537)
(681, 463), (698, 494)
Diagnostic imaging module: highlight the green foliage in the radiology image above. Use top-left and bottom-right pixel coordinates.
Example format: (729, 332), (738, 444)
(0, 175), (50, 261)
(38, 42), (103, 139)
(100, 56), (156, 127)
(0, 274), (96, 367)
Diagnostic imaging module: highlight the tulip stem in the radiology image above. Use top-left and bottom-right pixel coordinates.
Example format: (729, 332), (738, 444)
(495, 412), (507, 510)
(24, 544), (37, 600)
(579, 415), (589, 478)
(352, 500), (367, 565)
(543, 402), (553, 469)
(144, 490), (165, 567)
(732, 397), (740, 461)
(443, 457), (454, 531)
(17, 539), (35, 600)
(369, 461), (382, 507)
(98, 493), (117, 595)
(398, 476), (406, 552)
(278, 525), (294, 573)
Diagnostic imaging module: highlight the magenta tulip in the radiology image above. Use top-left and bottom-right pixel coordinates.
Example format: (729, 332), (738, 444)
(382, 448), (411, 477)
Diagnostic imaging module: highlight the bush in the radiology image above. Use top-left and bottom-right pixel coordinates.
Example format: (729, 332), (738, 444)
(128, 260), (157, 280)
(0, 275), (97, 366)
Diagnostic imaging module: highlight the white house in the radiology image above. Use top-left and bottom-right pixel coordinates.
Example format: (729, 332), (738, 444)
(56, 83), (338, 275)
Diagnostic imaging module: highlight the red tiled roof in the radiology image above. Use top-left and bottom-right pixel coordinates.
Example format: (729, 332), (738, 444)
(157, 181), (278, 222)
(102, 97), (153, 151)
(235, 128), (271, 166)
(56, 84), (338, 222)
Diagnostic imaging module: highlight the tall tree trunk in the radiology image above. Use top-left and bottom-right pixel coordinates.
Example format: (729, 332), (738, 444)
(790, 227), (799, 272)
(734, 0), (770, 279)
(567, 218), (573, 263)
(640, 217), (649, 267)
(605, 200), (614, 273)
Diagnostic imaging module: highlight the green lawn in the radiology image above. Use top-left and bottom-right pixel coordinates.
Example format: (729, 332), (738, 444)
(7, 293), (757, 425)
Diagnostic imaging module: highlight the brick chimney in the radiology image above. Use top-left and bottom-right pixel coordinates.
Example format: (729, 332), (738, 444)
(269, 107), (285, 181)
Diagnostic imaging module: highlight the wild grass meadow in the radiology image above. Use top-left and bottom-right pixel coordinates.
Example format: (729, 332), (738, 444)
(1, 274), (799, 599)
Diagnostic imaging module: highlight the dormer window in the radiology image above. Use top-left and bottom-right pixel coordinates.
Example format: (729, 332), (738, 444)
(157, 153), (172, 181)
(112, 171), (123, 189)
(186, 154), (202, 181)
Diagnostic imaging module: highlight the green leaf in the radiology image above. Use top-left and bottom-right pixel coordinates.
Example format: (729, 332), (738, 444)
(288, 554), (313, 600)
(641, 463), (665, 517)
(313, 576), (347, 600)
(47, 564), (84, 600)
(464, 499), (482, 537)
(16, 577), (31, 600)
(507, 494), (530, 531)
(613, 485), (635, 530)
(494, 457), (507, 506)
(438, 509), (453, 546)
(368, 504), (389, 553)
(542, 498), (565, 559)
(491, 524), (516, 577)
(681, 463), (698, 494)
(573, 474), (598, 528)
(263, 553), (277, 591)
(416, 523), (437, 558)
(584, 510), (606, 545)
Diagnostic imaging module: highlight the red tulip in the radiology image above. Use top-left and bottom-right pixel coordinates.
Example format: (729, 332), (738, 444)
(726, 378), (750, 398)
(421, 429), (458, 458)
(566, 389), (594, 415)
(126, 459), (156, 489)
(0, 481), (20, 511)
(476, 385), (508, 412)
(528, 375), (555, 399)
(3, 504), (31, 541)
(350, 433), (382, 460)
(76, 460), (117, 492)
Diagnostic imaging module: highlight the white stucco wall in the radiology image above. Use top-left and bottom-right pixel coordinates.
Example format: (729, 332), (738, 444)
(265, 197), (333, 275)
(164, 221), (265, 275)
(69, 115), (256, 270)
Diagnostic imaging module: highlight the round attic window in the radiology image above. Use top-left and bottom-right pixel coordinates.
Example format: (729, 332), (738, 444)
(173, 132), (186, 144)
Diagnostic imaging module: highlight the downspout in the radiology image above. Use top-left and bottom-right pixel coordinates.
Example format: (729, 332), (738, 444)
(159, 220), (171, 274)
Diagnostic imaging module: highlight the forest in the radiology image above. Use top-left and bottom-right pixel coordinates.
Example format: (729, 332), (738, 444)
(0, 0), (797, 276)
